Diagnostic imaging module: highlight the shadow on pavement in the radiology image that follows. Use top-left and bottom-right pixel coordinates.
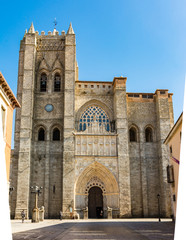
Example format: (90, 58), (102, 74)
(12, 220), (175, 240)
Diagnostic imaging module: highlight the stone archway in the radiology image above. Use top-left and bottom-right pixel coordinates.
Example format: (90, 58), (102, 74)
(75, 161), (119, 219)
(88, 187), (103, 218)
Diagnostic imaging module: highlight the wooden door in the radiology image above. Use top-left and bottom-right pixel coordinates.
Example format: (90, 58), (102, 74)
(88, 187), (103, 218)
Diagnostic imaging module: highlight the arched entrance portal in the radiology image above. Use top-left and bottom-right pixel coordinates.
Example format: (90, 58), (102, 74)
(88, 187), (103, 218)
(75, 161), (119, 219)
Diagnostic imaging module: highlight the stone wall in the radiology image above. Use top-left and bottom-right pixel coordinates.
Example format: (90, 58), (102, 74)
(10, 24), (173, 219)
(127, 92), (173, 217)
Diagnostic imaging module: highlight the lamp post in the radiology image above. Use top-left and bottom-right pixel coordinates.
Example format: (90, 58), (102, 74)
(30, 186), (42, 223)
(157, 194), (161, 222)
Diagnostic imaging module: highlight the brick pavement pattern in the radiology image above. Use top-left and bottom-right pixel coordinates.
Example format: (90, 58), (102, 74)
(12, 220), (175, 240)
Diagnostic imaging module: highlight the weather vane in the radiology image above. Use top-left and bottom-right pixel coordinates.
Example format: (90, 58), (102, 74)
(54, 18), (57, 29)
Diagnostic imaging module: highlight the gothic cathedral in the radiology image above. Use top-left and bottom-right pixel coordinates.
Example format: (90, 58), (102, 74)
(10, 23), (174, 219)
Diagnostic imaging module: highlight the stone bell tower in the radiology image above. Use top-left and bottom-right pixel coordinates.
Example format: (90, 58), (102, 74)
(10, 22), (77, 219)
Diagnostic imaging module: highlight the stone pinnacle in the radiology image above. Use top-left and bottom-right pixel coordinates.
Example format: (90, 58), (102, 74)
(28, 22), (35, 33)
(67, 22), (75, 34)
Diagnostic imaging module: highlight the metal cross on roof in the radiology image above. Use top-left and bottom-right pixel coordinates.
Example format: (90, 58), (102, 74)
(54, 18), (57, 29)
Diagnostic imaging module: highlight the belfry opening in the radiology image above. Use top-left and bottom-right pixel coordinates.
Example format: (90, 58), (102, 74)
(88, 187), (103, 218)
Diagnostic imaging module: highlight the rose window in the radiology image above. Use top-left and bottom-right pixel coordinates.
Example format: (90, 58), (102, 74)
(79, 106), (110, 132)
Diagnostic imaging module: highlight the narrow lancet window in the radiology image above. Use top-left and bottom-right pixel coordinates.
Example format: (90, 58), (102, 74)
(145, 127), (153, 142)
(40, 73), (47, 92)
(53, 128), (60, 141)
(54, 74), (61, 92)
(129, 127), (137, 142)
(38, 128), (45, 141)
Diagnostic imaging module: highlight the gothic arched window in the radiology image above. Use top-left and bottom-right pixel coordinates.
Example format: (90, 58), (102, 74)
(40, 73), (47, 92)
(53, 128), (60, 141)
(38, 128), (45, 141)
(145, 127), (153, 142)
(79, 106), (110, 132)
(54, 74), (61, 92)
(129, 127), (137, 142)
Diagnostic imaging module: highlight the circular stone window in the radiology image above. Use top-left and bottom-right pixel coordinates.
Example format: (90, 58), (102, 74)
(45, 104), (53, 112)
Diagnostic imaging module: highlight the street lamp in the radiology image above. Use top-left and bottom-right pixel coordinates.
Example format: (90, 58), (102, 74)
(30, 185), (42, 222)
(157, 194), (161, 222)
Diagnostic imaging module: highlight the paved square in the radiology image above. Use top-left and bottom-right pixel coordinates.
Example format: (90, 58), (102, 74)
(12, 219), (175, 240)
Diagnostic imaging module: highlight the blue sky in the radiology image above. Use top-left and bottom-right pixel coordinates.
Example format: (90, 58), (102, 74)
(0, 0), (185, 145)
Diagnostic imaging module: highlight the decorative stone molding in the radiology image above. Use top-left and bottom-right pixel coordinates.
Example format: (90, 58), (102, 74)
(37, 39), (65, 51)
(74, 134), (117, 156)
(75, 161), (119, 195)
(85, 177), (106, 194)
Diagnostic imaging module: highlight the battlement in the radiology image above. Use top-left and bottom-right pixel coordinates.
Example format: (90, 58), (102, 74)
(75, 81), (113, 96)
(127, 90), (173, 102)
(24, 22), (74, 38)
(33, 29), (66, 37)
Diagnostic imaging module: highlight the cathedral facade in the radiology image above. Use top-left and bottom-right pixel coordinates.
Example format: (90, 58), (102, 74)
(10, 23), (174, 219)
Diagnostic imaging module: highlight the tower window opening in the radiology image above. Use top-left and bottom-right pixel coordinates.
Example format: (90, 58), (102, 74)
(38, 128), (45, 141)
(40, 74), (47, 92)
(54, 74), (61, 92)
(145, 127), (153, 142)
(53, 128), (60, 141)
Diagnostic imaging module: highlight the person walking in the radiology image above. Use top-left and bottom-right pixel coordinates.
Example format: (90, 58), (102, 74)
(59, 211), (62, 220)
(21, 210), (25, 223)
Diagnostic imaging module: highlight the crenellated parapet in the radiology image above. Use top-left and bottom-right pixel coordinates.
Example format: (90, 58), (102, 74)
(22, 22), (75, 52)
(26, 22), (74, 36)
